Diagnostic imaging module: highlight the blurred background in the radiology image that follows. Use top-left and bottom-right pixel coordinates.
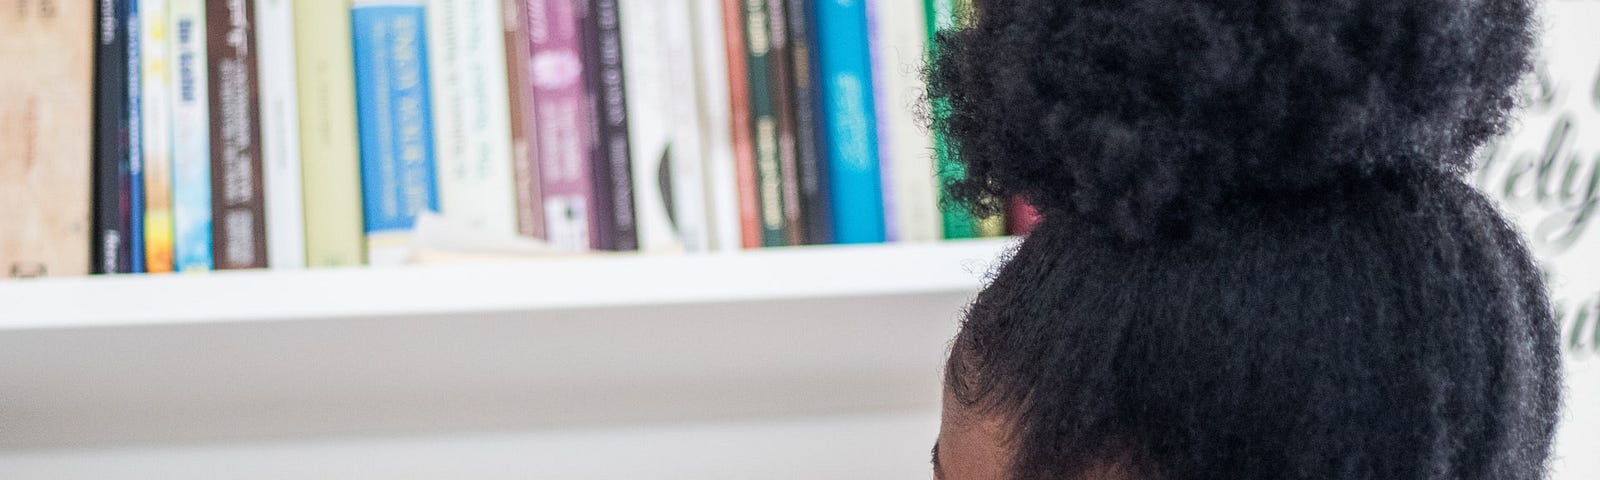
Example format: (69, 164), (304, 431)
(0, 0), (1595, 478)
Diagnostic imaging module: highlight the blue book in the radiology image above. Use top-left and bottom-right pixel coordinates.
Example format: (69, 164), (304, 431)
(171, 0), (212, 272)
(351, 1), (439, 264)
(127, 0), (146, 272)
(814, 0), (886, 244)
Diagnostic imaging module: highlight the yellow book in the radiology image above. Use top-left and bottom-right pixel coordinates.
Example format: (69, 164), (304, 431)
(293, 0), (367, 267)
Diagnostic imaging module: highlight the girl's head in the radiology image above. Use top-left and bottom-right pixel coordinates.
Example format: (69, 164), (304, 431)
(926, 0), (1563, 479)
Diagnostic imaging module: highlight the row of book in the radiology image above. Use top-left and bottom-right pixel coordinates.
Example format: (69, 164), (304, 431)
(1, 0), (1038, 278)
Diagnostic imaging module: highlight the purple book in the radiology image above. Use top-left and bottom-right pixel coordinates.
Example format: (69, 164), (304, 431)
(865, 0), (899, 241)
(525, 0), (595, 250)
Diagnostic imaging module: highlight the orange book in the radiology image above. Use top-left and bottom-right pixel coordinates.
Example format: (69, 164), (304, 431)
(722, 0), (761, 248)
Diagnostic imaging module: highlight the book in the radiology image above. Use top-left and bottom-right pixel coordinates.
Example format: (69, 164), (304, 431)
(170, 0), (213, 271)
(207, 0), (268, 270)
(502, 0), (546, 239)
(925, 0), (979, 239)
(293, 0), (366, 268)
(0, 0), (95, 278)
(127, 0), (146, 273)
(93, 0), (133, 274)
(579, 0), (638, 251)
(1008, 197), (1040, 236)
(690, 0), (743, 251)
(785, 0), (832, 245)
(525, 0), (594, 251)
(720, 0), (761, 249)
(427, 0), (520, 237)
(352, 0), (441, 264)
(870, 0), (939, 242)
(256, 0), (305, 269)
(767, 0), (804, 245)
(141, 0), (176, 273)
(661, 0), (714, 252)
(619, 0), (714, 252)
(815, 0), (886, 243)
(739, 0), (790, 246)
(620, 0), (683, 252)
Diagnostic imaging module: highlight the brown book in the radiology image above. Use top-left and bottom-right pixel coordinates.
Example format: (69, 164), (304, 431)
(504, 0), (546, 239)
(766, 0), (803, 245)
(722, 0), (761, 248)
(1, 0), (95, 278)
(206, 0), (268, 269)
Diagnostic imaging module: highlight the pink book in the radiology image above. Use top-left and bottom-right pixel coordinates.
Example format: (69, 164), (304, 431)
(524, 0), (595, 250)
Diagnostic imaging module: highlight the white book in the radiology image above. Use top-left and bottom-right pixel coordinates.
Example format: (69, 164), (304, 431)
(619, 0), (676, 252)
(661, 0), (712, 252)
(427, 0), (519, 236)
(691, 0), (741, 252)
(255, 0), (306, 268)
(141, 0), (175, 273)
(873, 0), (939, 242)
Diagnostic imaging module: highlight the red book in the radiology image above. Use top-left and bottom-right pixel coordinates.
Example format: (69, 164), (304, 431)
(1008, 197), (1041, 236)
(722, 0), (761, 248)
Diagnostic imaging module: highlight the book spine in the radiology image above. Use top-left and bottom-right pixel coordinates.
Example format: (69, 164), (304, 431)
(94, 0), (132, 274)
(579, 0), (637, 251)
(619, 0), (678, 252)
(662, 0), (713, 252)
(741, 0), (788, 246)
(1008, 196), (1040, 236)
(691, 0), (742, 251)
(128, 0), (147, 272)
(0, 0), (95, 278)
(525, 0), (593, 251)
(170, 0), (213, 271)
(141, 0), (175, 272)
(352, 1), (441, 264)
(502, 0), (546, 239)
(293, 0), (366, 267)
(428, 0), (520, 236)
(925, 0), (977, 239)
(256, 0), (305, 269)
(865, 0), (892, 242)
(766, 0), (803, 245)
(785, 0), (832, 245)
(720, 0), (760, 249)
(815, 0), (886, 243)
(207, 0), (268, 270)
(876, 0), (938, 242)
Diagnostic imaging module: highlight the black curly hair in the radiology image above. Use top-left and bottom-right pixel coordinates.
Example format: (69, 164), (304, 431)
(927, 0), (1563, 478)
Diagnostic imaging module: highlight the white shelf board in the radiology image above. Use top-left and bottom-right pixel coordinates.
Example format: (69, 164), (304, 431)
(0, 239), (1013, 450)
(0, 238), (1013, 329)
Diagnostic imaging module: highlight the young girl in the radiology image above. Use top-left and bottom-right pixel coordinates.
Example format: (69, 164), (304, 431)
(925, 0), (1563, 478)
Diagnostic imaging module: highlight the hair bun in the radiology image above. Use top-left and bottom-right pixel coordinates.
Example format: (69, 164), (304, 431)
(928, 0), (1536, 240)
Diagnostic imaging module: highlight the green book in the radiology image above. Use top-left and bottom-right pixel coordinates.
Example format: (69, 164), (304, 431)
(742, 0), (791, 246)
(293, 0), (366, 266)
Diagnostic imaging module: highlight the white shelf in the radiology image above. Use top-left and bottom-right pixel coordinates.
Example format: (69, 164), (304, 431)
(0, 239), (1013, 449)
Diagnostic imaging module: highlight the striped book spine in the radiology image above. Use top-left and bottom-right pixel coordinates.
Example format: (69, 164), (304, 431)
(352, 0), (440, 264)
(293, 0), (366, 267)
(428, 0), (520, 237)
(925, 0), (978, 239)
(257, 0), (305, 269)
(141, 0), (175, 272)
(524, 0), (594, 251)
(691, 0), (743, 251)
(502, 0), (546, 239)
(170, 0), (212, 271)
(207, 0), (268, 270)
(815, 0), (885, 243)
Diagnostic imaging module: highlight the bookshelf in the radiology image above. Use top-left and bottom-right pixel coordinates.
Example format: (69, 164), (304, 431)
(0, 239), (1012, 454)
